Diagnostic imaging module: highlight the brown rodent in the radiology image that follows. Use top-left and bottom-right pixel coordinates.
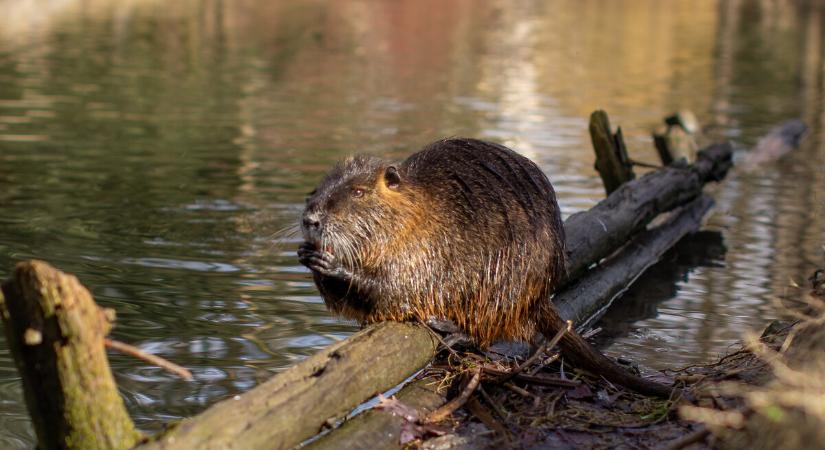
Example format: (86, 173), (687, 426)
(298, 138), (674, 397)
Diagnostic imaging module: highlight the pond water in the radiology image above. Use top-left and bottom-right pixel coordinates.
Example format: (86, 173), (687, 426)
(1, 0), (824, 446)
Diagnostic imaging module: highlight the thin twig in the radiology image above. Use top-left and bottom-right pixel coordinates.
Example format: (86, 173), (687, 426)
(581, 327), (602, 340)
(503, 382), (532, 398)
(517, 373), (580, 387)
(528, 352), (560, 375)
(418, 319), (462, 359)
(423, 367), (482, 423)
(478, 384), (507, 420)
(547, 391), (564, 417)
(498, 341), (548, 382)
(105, 338), (193, 381)
(481, 366), (580, 387)
(498, 320), (572, 384)
(628, 158), (662, 169)
(546, 320), (573, 350)
(466, 397), (509, 437)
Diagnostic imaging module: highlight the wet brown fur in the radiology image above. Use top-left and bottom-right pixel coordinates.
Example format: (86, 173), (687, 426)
(300, 138), (674, 397)
(302, 138), (564, 346)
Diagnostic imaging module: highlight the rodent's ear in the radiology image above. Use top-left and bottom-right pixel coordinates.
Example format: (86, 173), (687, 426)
(384, 166), (401, 189)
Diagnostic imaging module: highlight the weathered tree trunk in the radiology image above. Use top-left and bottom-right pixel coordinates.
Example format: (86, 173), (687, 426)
(0, 261), (143, 450)
(556, 194), (715, 327)
(306, 375), (445, 450)
(139, 321), (437, 450)
(563, 142), (731, 281)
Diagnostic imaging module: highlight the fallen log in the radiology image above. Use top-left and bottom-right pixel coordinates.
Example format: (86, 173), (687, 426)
(563, 142), (731, 281)
(0, 261), (143, 450)
(0, 267), (437, 450)
(556, 194), (715, 327)
(144, 321), (437, 450)
(0, 126), (733, 450)
(305, 375), (446, 450)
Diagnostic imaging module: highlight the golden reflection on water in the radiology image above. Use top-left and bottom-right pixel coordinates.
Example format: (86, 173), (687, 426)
(0, 0), (824, 446)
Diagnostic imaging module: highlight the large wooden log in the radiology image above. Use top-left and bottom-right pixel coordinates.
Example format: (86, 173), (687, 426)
(0, 261), (143, 450)
(306, 375), (445, 450)
(563, 142), (731, 280)
(139, 321), (437, 450)
(555, 194), (715, 327)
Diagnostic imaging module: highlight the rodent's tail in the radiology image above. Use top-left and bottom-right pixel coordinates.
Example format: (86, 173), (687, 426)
(536, 302), (677, 398)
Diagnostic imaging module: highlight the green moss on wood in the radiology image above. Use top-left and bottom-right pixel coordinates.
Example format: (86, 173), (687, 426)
(140, 321), (437, 450)
(1, 261), (142, 450)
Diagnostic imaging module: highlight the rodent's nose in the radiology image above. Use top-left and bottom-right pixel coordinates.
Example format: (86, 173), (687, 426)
(302, 212), (322, 230)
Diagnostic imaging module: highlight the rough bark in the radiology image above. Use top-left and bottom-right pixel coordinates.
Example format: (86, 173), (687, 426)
(555, 194), (715, 327)
(306, 376), (445, 450)
(0, 261), (143, 450)
(563, 142), (732, 281)
(590, 110), (635, 194)
(138, 321), (437, 450)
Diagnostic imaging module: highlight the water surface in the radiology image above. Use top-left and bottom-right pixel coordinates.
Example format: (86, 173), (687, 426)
(1, 0), (824, 446)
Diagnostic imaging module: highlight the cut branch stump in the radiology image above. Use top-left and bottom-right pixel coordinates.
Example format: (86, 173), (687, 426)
(0, 261), (143, 450)
(590, 110), (636, 194)
(653, 110), (700, 165)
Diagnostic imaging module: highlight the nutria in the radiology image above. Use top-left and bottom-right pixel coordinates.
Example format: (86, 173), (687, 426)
(298, 138), (674, 397)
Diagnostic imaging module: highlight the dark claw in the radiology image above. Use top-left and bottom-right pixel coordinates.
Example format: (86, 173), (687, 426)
(307, 255), (332, 271)
(298, 244), (352, 280)
(298, 242), (316, 256)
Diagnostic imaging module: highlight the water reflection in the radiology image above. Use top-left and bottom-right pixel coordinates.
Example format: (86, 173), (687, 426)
(594, 231), (728, 367)
(1, 0), (825, 447)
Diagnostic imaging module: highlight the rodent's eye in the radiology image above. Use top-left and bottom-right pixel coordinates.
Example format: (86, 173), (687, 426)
(352, 188), (365, 198)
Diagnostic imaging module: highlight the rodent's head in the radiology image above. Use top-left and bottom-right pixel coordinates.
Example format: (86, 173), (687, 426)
(301, 154), (409, 269)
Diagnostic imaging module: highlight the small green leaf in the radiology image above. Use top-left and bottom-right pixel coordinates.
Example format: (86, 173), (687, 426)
(763, 405), (785, 422)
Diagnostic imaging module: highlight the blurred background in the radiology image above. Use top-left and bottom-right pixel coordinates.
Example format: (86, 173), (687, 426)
(1, 0), (824, 446)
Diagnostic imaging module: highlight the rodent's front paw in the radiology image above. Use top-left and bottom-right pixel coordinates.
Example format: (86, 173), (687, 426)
(298, 243), (352, 280)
